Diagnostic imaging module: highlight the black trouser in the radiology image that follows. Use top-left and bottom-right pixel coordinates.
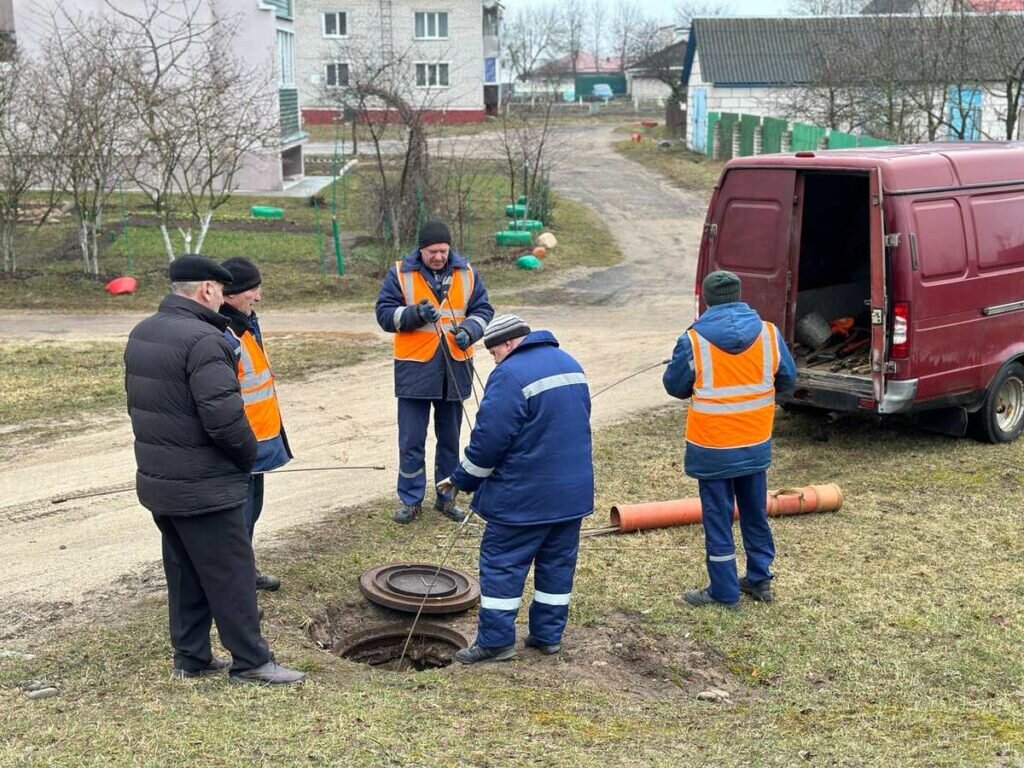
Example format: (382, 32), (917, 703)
(152, 505), (271, 673)
(241, 474), (265, 540)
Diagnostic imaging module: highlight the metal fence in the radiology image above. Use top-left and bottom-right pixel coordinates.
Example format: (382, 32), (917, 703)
(705, 112), (893, 159)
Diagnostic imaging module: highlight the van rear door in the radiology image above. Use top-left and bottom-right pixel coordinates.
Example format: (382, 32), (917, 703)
(869, 167), (887, 402)
(707, 168), (797, 329)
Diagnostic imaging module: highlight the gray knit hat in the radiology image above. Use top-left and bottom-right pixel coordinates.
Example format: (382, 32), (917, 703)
(702, 270), (741, 306)
(484, 314), (531, 349)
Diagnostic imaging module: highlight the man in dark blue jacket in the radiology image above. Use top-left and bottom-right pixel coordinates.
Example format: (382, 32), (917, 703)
(663, 270), (797, 609)
(438, 315), (594, 663)
(375, 220), (494, 524)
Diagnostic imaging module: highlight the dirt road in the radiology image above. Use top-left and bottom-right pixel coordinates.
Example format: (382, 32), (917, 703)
(0, 126), (708, 632)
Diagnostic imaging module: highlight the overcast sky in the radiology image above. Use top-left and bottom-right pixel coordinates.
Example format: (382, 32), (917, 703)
(503, 0), (795, 26)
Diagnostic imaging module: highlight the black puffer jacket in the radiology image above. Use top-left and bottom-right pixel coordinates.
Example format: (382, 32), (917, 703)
(124, 294), (257, 516)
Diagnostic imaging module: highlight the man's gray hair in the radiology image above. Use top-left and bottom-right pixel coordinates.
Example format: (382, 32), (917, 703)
(171, 281), (203, 296)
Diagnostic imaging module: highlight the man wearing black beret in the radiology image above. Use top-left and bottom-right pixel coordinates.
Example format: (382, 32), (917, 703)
(374, 219), (494, 524)
(124, 254), (304, 685)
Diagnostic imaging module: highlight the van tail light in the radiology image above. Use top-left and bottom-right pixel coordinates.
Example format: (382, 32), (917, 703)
(694, 285), (702, 320)
(891, 302), (910, 358)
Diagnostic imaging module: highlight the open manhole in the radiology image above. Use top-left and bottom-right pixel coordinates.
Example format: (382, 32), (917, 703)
(359, 563), (479, 614)
(336, 622), (468, 671)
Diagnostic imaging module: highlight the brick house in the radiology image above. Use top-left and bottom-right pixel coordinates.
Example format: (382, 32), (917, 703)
(297, 0), (501, 124)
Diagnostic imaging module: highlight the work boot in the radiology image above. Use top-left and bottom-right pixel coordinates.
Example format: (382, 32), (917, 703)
(739, 576), (774, 603)
(393, 503), (421, 524)
(434, 498), (468, 522)
(682, 588), (740, 611)
(455, 643), (516, 664)
(172, 657), (229, 680)
(524, 635), (561, 655)
(229, 661), (306, 686)
(255, 572), (281, 592)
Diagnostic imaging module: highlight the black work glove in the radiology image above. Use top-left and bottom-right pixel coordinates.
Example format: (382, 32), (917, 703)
(452, 326), (472, 350)
(415, 299), (441, 325)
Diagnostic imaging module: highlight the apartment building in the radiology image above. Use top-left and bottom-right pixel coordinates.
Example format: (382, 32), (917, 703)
(2, 0), (306, 192)
(297, 0), (501, 124)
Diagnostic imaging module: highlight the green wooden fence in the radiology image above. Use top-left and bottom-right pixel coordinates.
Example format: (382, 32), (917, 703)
(761, 117), (787, 154)
(705, 113), (894, 158)
(717, 113), (739, 160)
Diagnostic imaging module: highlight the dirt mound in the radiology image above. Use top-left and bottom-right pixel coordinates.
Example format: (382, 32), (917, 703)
(307, 602), (752, 702)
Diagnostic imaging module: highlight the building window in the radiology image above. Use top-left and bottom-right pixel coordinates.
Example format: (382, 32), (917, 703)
(322, 11), (347, 37)
(326, 62), (350, 87)
(414, 12), (448, 39)
(415, 62), (449, 88)
(276, 29), (295, 86)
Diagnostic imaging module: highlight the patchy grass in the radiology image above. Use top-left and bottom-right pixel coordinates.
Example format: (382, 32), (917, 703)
(614, 140), (724, 196)
(2, 403), (1023, 765)
(0, 165), (621, 311)
(0, 335), (384, 429)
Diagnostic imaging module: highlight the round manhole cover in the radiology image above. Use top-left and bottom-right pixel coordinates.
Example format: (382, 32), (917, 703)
(385, 567), (459, 598)
(359, 563), (480, 614)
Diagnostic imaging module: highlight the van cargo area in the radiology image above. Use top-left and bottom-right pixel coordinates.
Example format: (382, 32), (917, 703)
(790, 172), (873, 404)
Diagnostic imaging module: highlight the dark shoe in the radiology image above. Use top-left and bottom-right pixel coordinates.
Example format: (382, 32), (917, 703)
(739, 576), (774, 603)
(393, 503), (421, 524)
(455, 643), (516, 664)
(682, 588), (740, 611)
(434, 498), (468, 522)
(229, 661), (306, 686)
(172, 657), (229, 680)
(255, 572), (281, 592)
(524, 635), (561, 655)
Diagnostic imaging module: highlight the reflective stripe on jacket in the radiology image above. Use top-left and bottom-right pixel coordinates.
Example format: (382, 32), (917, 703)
(233, 329), (283, 441)
(684, 321), (780, 450)
(393, 260), (474, 363)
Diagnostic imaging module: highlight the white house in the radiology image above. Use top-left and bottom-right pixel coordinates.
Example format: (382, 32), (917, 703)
(683, 14), (1024, 153)
(296, 0), (501, 124)
(3, 0), (306, 191)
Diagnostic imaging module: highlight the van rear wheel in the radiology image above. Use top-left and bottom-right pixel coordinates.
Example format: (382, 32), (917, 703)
(972, 362), (1024, 443)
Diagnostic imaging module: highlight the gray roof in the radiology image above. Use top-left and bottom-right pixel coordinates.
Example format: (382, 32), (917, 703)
(688, 14), (1024, 86)
(626, 40), (687, 76)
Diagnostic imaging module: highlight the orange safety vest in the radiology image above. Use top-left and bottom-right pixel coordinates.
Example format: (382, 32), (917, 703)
(685, 322), (780, 450)
(233, 330), (283, 441)
(393, 261), (475, 363)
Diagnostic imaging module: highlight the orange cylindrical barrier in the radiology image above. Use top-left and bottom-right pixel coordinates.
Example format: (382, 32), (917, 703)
(609, 483), (843, 533)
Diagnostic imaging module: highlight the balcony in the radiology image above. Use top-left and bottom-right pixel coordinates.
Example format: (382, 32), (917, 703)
(279, 87), (305, 144)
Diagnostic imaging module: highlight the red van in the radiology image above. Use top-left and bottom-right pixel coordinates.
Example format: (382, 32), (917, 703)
(696, 143), (1024, 442)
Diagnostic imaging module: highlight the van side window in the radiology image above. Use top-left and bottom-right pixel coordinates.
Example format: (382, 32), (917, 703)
(969, 192), (1024, 271)
(912, 199), (967, 279)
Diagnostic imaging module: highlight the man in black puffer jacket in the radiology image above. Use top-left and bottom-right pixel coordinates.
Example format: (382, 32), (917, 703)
(124, 255), (304, 686)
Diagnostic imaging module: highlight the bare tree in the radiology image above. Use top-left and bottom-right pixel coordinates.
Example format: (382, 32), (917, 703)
(675, 0), (732, 29)
(787, 0), (863, 14)
(610, 0), (643, 73)
(36, 15), (134, 276)
(109, 0), (276, 258)
(503, 4), (563, 81)
(979, 12), (1024, 139)
(489, 98), (567, 214)
(561, 0), (586, 74)
(588, 0), (607, 65)
(0, 50), (47, 274)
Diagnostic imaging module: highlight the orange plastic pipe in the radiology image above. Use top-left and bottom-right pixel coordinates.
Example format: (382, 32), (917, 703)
(609, 483), (843, 533)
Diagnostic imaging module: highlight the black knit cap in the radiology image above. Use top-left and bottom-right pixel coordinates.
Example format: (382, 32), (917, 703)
(220, 257), (262, 295)
(484, 314), (531, 349)
(418, 220), (452, 249)
(702, 270), (742, 306)
(168, 254), (233, 284)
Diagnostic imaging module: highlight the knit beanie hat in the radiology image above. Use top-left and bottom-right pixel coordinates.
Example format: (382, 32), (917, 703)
(220, 257), (262, 295)
(418, 220), (452, 249)
(702, 269), (741, 306)
(484, 314), (531, 349)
